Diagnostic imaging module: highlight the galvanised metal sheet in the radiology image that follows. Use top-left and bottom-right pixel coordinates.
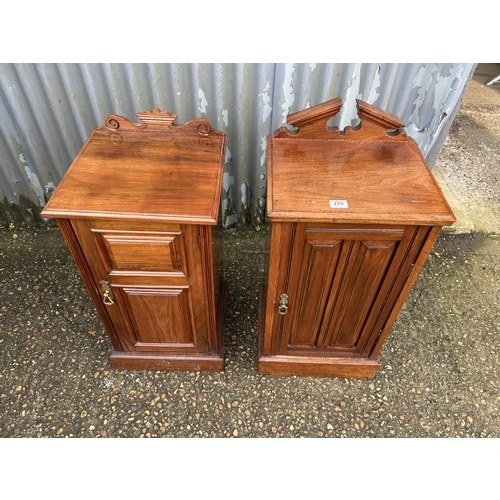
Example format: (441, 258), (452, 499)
(0, 63), (475, 226)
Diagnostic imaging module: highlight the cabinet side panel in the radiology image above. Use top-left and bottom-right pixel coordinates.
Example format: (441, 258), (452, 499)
(56, 219), (122, 351)
(197, 225), (220, 355)
(368, 226), (442, 359)
(212, 222), (223, 308)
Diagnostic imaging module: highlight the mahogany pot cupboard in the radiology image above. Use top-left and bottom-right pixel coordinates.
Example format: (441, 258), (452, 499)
(43, 99), (455, 378)
(42, 109), (227, 372)
(258, 98), (455, 378)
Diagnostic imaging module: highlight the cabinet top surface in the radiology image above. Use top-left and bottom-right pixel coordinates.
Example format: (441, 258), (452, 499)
(267, 98), (455, 226)
(41, 110), (226, 224)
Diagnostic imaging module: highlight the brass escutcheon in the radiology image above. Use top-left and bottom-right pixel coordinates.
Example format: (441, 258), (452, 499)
(278, 293), (288, 315)
(99, 280), (114, 306)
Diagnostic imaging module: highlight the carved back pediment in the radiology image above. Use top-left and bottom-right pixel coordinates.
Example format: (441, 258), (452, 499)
(273, 97), (407, 140)
(101, 108), (223, 138)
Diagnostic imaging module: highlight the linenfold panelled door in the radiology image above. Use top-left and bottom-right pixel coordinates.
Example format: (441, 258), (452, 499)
(275, 223), (432, 356)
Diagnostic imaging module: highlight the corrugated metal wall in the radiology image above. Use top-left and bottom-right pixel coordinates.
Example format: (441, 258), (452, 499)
(0, 63), (475, 227)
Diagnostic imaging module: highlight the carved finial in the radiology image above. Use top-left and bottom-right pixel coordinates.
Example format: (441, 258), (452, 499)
(136, 108), (178, 126)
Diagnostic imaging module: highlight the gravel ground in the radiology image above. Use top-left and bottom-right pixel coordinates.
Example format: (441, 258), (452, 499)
(2, 65), (499, 443)
(1, 224), (499, 439)
(1, 66), (500, 498)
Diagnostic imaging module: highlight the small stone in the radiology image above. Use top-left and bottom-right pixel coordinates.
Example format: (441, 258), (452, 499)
(81, 410), (87, 418)
(233, 429), (238, 437)
(15, 386), (22, 392)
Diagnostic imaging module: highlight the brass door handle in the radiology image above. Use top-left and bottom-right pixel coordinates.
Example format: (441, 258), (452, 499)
(278, 293), (288, 315)
(100, 280), (114, 306)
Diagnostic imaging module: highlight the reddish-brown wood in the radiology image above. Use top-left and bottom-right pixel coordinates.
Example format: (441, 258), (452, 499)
(259, 98), (455, 377)
(42, 109), (225, 224)
(42, 109), (227, 372)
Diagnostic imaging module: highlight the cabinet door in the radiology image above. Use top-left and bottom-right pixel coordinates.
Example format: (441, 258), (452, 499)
(70, 219), (211, 355)
(277, 223), (432, 358)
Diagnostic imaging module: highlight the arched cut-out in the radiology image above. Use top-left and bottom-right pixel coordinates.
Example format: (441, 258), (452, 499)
(386, 128), (401, 137)
(341, 120), (362, 135)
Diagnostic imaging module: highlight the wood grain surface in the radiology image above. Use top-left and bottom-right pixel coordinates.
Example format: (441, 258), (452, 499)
(259, 98), (455, 377)
(42, 110), (227, 371)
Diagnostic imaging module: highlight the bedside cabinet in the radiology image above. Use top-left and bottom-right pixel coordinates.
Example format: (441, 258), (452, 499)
(42, 109), (227, 372)
(258, 97), (455, 378)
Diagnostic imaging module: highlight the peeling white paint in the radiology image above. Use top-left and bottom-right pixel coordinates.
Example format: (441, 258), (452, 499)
(24, 165), (45, 207)
(240, 181), (250, 207)
(426, 109), (450, 152)
(44, 181), (55, 194)
(260, 81), (272, 123)
(225, 147), (232, 163)
(223, 171), (234, 192)
(408, 64), (439, 155)
(338, 62), (363, 131)
(281, 64), (296, 124)
(425, 64), (465, 154)
(224, 211), (237, 227)
(0, 63), (475, 226)
(260, 136), (267, 168)
(407, 63), (465, 157)
(198, 89), (208, 114)
(20, 152), (46, 206)
(367, 65), (381, 104)
(222, 171), (237, 226)
(225, 212), (237, 227)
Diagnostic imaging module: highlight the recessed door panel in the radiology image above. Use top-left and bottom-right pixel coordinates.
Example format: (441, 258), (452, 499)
(325, 240), (397, 348)
(288, 239), (341, 346)
(102, 234), (182, 273)
(120, 287), (200, 352)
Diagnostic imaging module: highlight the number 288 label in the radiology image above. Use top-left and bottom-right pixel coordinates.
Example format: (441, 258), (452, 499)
(329, 199), (349, 208)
